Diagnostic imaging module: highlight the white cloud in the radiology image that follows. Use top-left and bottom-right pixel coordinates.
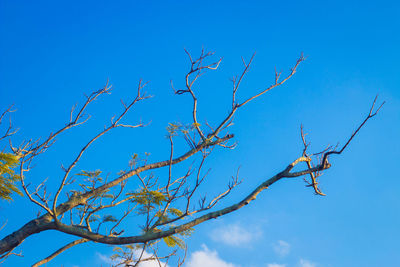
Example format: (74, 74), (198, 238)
(267, 263), (286, 267)
(272, 240), (290, 257)
(134, 249), (168, 267)
(97, 252), (115, 265)
(185, 244), (239, 267)
(299, 259), (316, 267)
(210, 223), (260, 246)
(97, 249), (169, 267)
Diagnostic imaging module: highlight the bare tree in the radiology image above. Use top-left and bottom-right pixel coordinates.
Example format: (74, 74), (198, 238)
(0, 49), (383, 266)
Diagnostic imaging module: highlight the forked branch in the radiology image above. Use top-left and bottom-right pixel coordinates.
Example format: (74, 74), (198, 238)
(0, 50), (383, 267)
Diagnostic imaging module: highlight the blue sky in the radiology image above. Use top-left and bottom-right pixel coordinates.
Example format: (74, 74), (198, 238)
(1, 0), (399, 266)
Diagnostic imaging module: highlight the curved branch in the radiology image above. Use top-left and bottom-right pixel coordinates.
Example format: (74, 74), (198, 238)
(0, 134), (233, 256)
(32, 238), (88, 267)
(50, 156), (328, 245)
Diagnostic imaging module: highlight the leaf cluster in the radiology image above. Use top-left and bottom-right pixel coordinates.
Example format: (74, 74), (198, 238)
(127, 188), (166, 215)
(0, 152), (22, 201)
(166, 122), (198, 137)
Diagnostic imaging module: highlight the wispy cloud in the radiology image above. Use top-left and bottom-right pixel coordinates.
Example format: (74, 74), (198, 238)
(185, 244), (239, 267)
(97, 252), (115, 265)
(210, 223), (260, 246)
(266, 263), (286, 267)
(299, 259), (316, 267)
(272, 240), (290, 257)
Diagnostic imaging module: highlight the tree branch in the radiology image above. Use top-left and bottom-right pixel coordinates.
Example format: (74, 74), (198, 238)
(32, 238), (88, 267)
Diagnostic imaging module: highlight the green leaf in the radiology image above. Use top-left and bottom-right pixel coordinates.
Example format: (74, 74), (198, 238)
(125, 244), (134, 250)
(0, 152), (22, 201)
(166, 122), (181, 136)
(168, 208), (183, 217)
(112, 246), (123, 252)
(103, 215), (118, 222)
(110, 254), (120, 260)
(76, 170), (102, 178)
(178, 227), (194, 237)
(163, 235), (185, 249)
(88, 214), (100, 222)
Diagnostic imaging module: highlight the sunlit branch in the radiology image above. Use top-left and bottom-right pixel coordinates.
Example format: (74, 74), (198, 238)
(32, 238), (88, 267)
